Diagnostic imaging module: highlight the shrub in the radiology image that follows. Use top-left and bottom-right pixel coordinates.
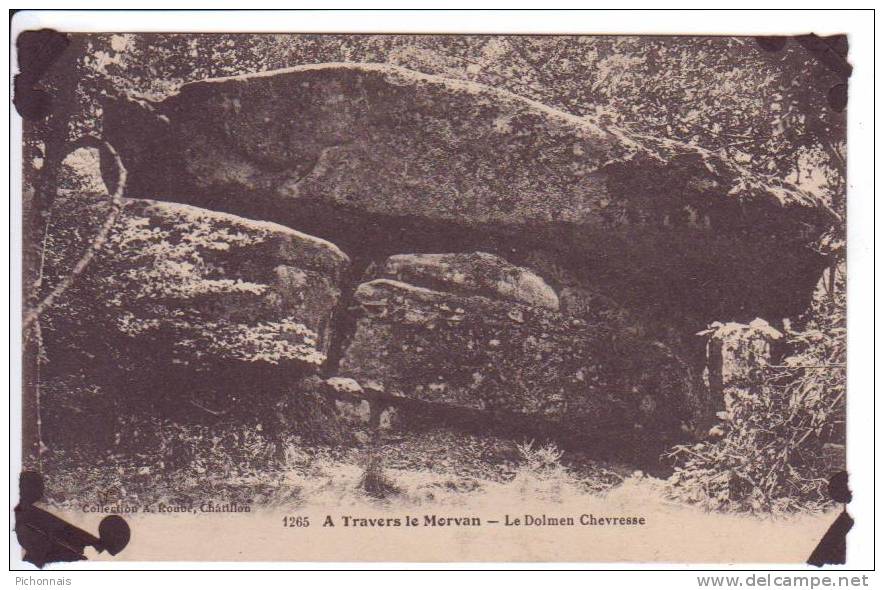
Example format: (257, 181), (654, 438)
(666, 265), (845, 513)
(509, 439), (582, 502)
(515, 439), (567, 474)
(358, 449), (400, 499)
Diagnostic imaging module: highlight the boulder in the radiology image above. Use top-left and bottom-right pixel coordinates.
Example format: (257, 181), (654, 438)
(377, 252), (559, 310)
(74, 199), (346, 367)
(699, 318), (784, 413)
(274, 384), (349, 445)
(41, 149), (350, 411)
(103, 63), (830, 326)
(339, 271), (693, 439)
(291, 376), (400, 436)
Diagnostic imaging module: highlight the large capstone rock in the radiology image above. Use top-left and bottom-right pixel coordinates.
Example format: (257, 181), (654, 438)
(104, 63), (830, 327)
(41, 148), (349, 412)
(338, 255), (695, 440)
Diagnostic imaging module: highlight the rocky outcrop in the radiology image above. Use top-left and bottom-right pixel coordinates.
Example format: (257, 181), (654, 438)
(44, 64), (835, 448)
(338, 254), (694, 440)
(104, 63), (831, 326)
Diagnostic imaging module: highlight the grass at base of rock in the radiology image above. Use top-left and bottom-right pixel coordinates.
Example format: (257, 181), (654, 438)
(36, 416), (627, 512)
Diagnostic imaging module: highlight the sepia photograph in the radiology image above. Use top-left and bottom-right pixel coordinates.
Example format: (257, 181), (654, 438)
(10, 8), (872, 571)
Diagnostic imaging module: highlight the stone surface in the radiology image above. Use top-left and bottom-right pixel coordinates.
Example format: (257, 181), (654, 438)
(699, 318), (784, 413)
(339, 275), (693, 439)
(378, 252), (559, 310)
(102, 200), (346, 368)
(42, 151), (350, 408)
(104, 63), (830, 325)
(275, 378), (350, 445)
(294, 376), (401, 432)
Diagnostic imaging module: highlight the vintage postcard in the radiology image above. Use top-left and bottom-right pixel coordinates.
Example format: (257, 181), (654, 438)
(13, 25), (856, 566)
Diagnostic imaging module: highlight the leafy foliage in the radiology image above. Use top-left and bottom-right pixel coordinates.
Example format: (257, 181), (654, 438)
(516, 439), (567, 474)
(666, 266), (846, 513)
(510, 439), (582, 502)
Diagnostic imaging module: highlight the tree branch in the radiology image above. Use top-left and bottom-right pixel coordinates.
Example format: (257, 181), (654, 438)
(23, 137), (128, 332)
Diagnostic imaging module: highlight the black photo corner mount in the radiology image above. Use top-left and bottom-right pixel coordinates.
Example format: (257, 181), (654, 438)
(15, 471), (131, 568)
(754, 33), (851, 113)
(807, 471), (853, 567)
(13, 28), (71, 121)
